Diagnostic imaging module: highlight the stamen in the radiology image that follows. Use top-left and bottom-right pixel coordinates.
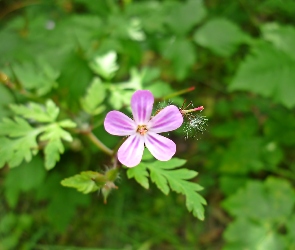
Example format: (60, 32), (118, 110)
(137, 125), (148, 135)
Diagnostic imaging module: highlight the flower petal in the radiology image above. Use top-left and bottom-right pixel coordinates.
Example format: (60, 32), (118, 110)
(118, 134), (145, 167)
(148, 105), (183, 133)
(131, 90), (154, 125)
(144, 132), (176, 161)
(104, 111), (136, 136)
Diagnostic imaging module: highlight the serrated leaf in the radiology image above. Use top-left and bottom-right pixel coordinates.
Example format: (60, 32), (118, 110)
(89, 51), (119, 80)
(80, 77), (106, 115)
(58, 119), (77, 128)
(12, 60), (58, 96)
(43, 139), (64, 170)
(0, 118), (41, 168)
(40, 124), (73, 170)
(0, 117), (38, 137)
(148, 162), (205, 220)
(194, 18), (251, 57)
(128, 157), (206, 220)
(10, 100), (59, 123)
(61, 171), (104, 194)
(127, 164), (149, 189)
(229, 43), (295, 108)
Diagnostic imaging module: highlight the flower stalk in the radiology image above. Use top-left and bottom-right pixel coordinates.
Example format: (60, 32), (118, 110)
(85, 131), (113, 156)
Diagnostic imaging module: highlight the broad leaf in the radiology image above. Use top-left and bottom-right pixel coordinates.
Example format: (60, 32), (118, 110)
(261, 22), (295, 60)
(229, 43), (295, 108)
(223, 177), (295, 222)
(194, 18), (250, 57)
(160, 37), (196, 80)
(165, 0), (207, 35)
(223, 218), (287, 250)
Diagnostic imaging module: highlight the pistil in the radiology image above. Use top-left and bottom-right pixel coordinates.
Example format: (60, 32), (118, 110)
(137, 125), (148, 135)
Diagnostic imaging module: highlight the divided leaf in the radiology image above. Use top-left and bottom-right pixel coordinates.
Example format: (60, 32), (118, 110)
(10, 100), (59, 123)
(89, 51), (119, 80)
(80, 77), (106, 115)
(0, 100), (76, 169)
(40, 123), (75, 170)
(61, 171), (104, 194)
(0, 118), (41, 168)
(127, 157), (206, 220)
(127, 164), (150, 189)
(12, 60), (59, 96)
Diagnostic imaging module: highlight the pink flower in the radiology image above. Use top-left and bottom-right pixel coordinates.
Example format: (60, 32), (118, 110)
(104, 90), (183, 167)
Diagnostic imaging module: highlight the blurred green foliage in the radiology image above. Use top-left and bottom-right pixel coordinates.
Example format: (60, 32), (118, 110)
(0, 0), (295, 249)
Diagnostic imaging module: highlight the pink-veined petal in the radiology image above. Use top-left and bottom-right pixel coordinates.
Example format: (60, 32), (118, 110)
(144, 132), (176, 161)
(131, 90), (154, 125)
(118, 134), (145, 167)
(148, 105), (183, 133)
(104, 111), (136, 136)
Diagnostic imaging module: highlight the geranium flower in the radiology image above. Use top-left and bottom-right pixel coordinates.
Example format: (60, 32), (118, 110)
(104, 90), (183, 167)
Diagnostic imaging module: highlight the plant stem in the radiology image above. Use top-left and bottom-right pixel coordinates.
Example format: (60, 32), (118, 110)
(85, 132), (113, 156)
(162, 86), (195, 100)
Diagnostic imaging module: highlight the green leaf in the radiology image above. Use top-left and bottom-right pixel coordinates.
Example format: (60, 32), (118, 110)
(127, 164), (150, 189)
(261, 22), (295, 61)
(127, 157), (206, 220)
(108, 88), (134, 110)
(194, 18), (251, 57)
(219, 137), (264, 174)
(223, 218), (287, 250)
(4, 157), (46, 208)
(89, 51), (119, 80)
(1, 100), (76, 169)
(222, 177), (295, 249)
(37, 172), (90, 231)
(165, 0), (207, 35)
(40, 124), (74, 170)
(12, 60), (59, 96)
(0, 85), (14, 119)
(61, 171), (105, 194)
(160, 37), (196, 80)
(10, 100), (59, 123)
(222, 177), (295, 223)
(0, 118), (41, 168)
(80, 77), (106, 115)
(229, 42), (295, 108)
